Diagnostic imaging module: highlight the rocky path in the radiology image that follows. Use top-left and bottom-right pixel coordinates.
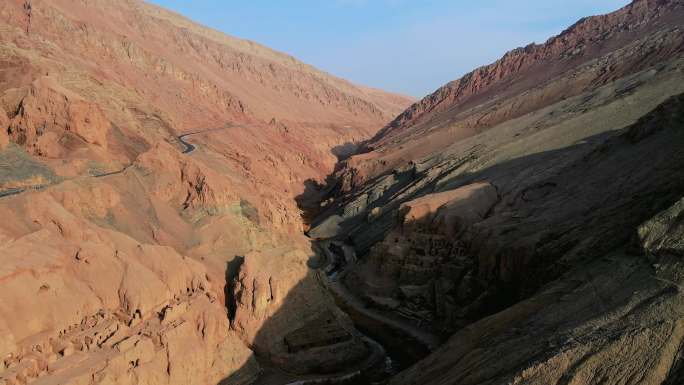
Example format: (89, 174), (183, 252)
(251, 240), (442, 385)
(324, 274), (441, 352)
(255, 333), (388, 385)
(0, 125), (233, 199)
(252, 242), (406, 385)
(177, 125), (234, 154)
(316, 241), (441, 352)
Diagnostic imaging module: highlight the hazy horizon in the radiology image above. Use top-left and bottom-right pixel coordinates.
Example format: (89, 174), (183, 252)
(149, 0), (630, 98)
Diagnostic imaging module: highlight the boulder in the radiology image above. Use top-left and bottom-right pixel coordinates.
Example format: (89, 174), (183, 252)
(400, 182), (498, 234)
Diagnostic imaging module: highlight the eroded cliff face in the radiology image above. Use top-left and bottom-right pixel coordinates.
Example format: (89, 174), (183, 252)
(391, 185), (684, 385)
(309, 1), (684, 383)
(0, 190), (256, 385)
(0, 0), (412, 384)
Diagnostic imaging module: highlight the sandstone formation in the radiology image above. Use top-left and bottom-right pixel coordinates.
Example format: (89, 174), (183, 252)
(8, 77), (111, 157)
(0, 189), (256, 385)
(0, 0), (412, 384)
(307, 1), (684, 384)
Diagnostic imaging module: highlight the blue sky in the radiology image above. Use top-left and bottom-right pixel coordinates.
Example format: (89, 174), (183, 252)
(148, 0), (630, 98)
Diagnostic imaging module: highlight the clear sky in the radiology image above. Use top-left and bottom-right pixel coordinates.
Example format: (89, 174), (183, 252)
(148, 0), (631, 98)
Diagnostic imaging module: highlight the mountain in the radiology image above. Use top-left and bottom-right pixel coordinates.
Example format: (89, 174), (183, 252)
(0, 1), (412, 384)
(338, 0), (684, 188)
(308, 0), (684, 383)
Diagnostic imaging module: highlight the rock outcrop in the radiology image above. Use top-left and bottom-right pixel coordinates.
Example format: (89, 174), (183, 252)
(639, 197), (684, 257)
(7, 77), (111, 156)
(391, 194), (684, 385)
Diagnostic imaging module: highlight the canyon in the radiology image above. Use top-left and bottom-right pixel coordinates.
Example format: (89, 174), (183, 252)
(1, 0), (683, 385)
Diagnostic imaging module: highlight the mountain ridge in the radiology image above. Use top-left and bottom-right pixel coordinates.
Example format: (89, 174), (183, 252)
(373, 0), (683, 146)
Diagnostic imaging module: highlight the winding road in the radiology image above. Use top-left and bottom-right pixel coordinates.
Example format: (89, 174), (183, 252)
(177, 126), (231, 154)
(0, 126), (231, 199)
(316, 241), (440, 351)
(256, 332), (389, 385)
(253, 240), (440, 385)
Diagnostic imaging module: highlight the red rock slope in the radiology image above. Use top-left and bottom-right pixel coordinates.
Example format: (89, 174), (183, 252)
(0, 1), (412, 385)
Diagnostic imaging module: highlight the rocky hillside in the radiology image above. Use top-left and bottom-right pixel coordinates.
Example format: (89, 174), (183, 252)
(308, 0), (684, 383)
(338, 0), (684, 188)
(0, 1), (412, 385)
